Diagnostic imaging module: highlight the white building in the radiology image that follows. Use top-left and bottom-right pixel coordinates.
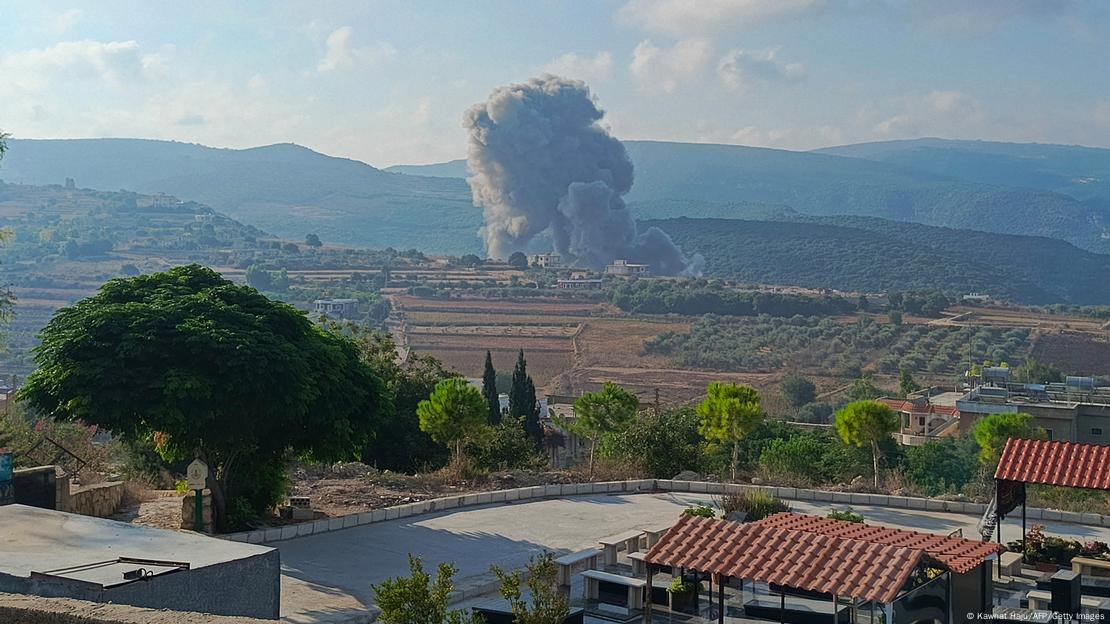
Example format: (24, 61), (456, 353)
(604, 259), (649, 276)
(313, 298), (359, 318)
(527, 253), (563, 269)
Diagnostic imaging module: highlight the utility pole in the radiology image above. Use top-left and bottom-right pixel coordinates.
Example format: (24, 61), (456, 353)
(654, 388), (660, 416)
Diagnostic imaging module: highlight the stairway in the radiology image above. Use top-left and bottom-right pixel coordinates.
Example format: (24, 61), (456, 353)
(977, 495), (998, 542)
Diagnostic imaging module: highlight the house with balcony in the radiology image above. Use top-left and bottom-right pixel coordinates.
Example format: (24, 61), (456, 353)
(879, 389), (963, 446)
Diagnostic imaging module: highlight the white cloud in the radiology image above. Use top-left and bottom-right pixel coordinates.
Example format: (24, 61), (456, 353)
(630, 38), (712, 94)
(869, 90), (984, 138)
(0, 39), (165, 92)
(717, 47), (805, 92)
(317, 26), (396, 72)
(42, 8), (82, 37)
(618, 0), (825, 36)
(541, 51), (614, 83)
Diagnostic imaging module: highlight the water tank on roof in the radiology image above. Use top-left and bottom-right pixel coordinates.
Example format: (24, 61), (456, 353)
(983, 367), (1011, 385)
(1066, 376), (1095, 392)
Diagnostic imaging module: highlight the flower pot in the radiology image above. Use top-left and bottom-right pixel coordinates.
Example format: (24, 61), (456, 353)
(1033, 561), (1059, 573)
(669, 589), (698, 614)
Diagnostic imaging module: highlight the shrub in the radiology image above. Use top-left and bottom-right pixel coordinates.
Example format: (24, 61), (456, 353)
(904, 437), (978, 495)
(758, 435), (825, 483)
(373, 555), (482, 624)
(466, 417), (545, 472)
(667, 577), (698, 594)
(682, 505), (716, 518)
(720, 490), (790, 522)
(827, 508), (865, 523)
(601, 408), (705, 478)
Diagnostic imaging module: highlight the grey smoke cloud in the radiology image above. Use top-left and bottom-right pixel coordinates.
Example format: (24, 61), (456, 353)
(463, 75), (702, 276)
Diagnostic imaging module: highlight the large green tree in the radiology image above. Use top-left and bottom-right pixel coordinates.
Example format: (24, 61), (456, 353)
(509, 349), (541, 446)
(507, 251), (529, 270)
(696, 382), (764, 480)
(330, 322), (452, 472)
(18, 265), (386, 530)
(482, 351), (501, 425)
(417, 377), (487, 462)
(899, 368), (921, 397)
(780, 373), (816, 407)
(569, 382), (639, 477)
(834, 400), (899, 488)
(973, 412), (1044, 465)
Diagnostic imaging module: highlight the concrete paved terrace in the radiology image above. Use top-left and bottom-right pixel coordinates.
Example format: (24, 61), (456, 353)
(275, 492), (1110, 623)
(0, 504), (280, 619)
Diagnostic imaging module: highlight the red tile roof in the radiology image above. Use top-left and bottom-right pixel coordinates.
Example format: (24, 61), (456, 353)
(878, 398), (959, 418)
(753, 513), (1003, 574)
(994, 438), (1110, 490)
(644, 515), (921, 603)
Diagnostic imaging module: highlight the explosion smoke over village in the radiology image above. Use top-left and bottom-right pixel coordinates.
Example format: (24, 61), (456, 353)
(464, 75), (702, 276)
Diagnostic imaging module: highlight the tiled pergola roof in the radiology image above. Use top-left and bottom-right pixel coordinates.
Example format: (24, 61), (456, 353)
(995, 438), (1110, 490)
(753, 512), (1003, 574)
(644, 515), (922, 604)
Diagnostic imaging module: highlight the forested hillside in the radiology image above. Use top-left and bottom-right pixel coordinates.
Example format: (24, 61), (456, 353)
(7, 138), (1110, 255)
(644, 216), (1110, 304)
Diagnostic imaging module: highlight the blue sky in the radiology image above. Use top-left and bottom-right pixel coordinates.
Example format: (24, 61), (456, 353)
(1, 0), (1108, 167)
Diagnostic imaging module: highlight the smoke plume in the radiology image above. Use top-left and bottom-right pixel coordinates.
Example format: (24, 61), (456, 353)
(463, 75), (701, 276)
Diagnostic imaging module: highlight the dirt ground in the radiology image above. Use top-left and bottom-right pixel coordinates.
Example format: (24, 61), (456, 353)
(111, 464), (589, 530)
(286, 463), (581, 519)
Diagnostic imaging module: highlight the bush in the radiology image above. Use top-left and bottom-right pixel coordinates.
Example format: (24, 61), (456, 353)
(758, 435), (825, 482)
(720, 490), (790, 522)
(466, 417), (545, 472)
(682, 505), (716, 518)
(667, 577), (699, 593)
(904, 437), (978, 495)
(827, 508), (864, 523)
(599, 408), (705, 478)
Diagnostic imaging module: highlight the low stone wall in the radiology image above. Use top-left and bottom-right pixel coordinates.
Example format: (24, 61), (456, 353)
(0, 592), (274, 624)
(12, 466), (61, 510)
(220, 479), (1110, 545)
(66, 482), (124, 518)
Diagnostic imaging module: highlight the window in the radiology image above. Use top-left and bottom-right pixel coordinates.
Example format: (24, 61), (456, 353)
(1093, 428), (1104, 436)
(1044, 428), (1053, 440)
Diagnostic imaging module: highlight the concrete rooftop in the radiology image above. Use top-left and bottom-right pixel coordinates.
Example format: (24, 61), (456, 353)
(0, 504), (272, 581)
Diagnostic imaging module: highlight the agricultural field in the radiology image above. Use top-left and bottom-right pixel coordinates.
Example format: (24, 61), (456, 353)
(644, 315), (1033, 377)
(1030, 332), (1110, 376)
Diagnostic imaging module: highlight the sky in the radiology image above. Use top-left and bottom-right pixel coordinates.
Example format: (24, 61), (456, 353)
(1, 0), (1109, 168)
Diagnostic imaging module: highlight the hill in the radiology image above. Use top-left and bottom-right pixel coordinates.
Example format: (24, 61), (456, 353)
(5, 138), (1110, 255)
(0, 180), (405, 372)
(384, 141), (1110, 253)
(2, 139), (483, 255)
(385, 160), (470, 178)
(643, 216), (1110, 304)
(816, 138), (1110, 205)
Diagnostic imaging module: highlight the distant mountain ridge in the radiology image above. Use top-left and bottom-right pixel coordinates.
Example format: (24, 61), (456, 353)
(4, 137), (1110, 255)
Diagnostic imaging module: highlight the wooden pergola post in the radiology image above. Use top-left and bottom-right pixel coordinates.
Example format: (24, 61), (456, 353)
(644, 564), (653, 624)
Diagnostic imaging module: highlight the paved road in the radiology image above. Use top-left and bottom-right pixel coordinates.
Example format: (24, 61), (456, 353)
(277, 492), (1110, 623)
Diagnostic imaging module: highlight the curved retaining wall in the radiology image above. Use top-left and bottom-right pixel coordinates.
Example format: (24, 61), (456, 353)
(222, 479), (1110, 545)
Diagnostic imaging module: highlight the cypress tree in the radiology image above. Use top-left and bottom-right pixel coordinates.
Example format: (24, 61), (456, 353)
(509, 349), (542, 446)
(482, 351), (501, 425)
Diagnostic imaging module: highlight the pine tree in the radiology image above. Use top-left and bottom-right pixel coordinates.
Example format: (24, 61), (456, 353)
(482, 351), (501, 425)
(509, 350), (541, 447)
